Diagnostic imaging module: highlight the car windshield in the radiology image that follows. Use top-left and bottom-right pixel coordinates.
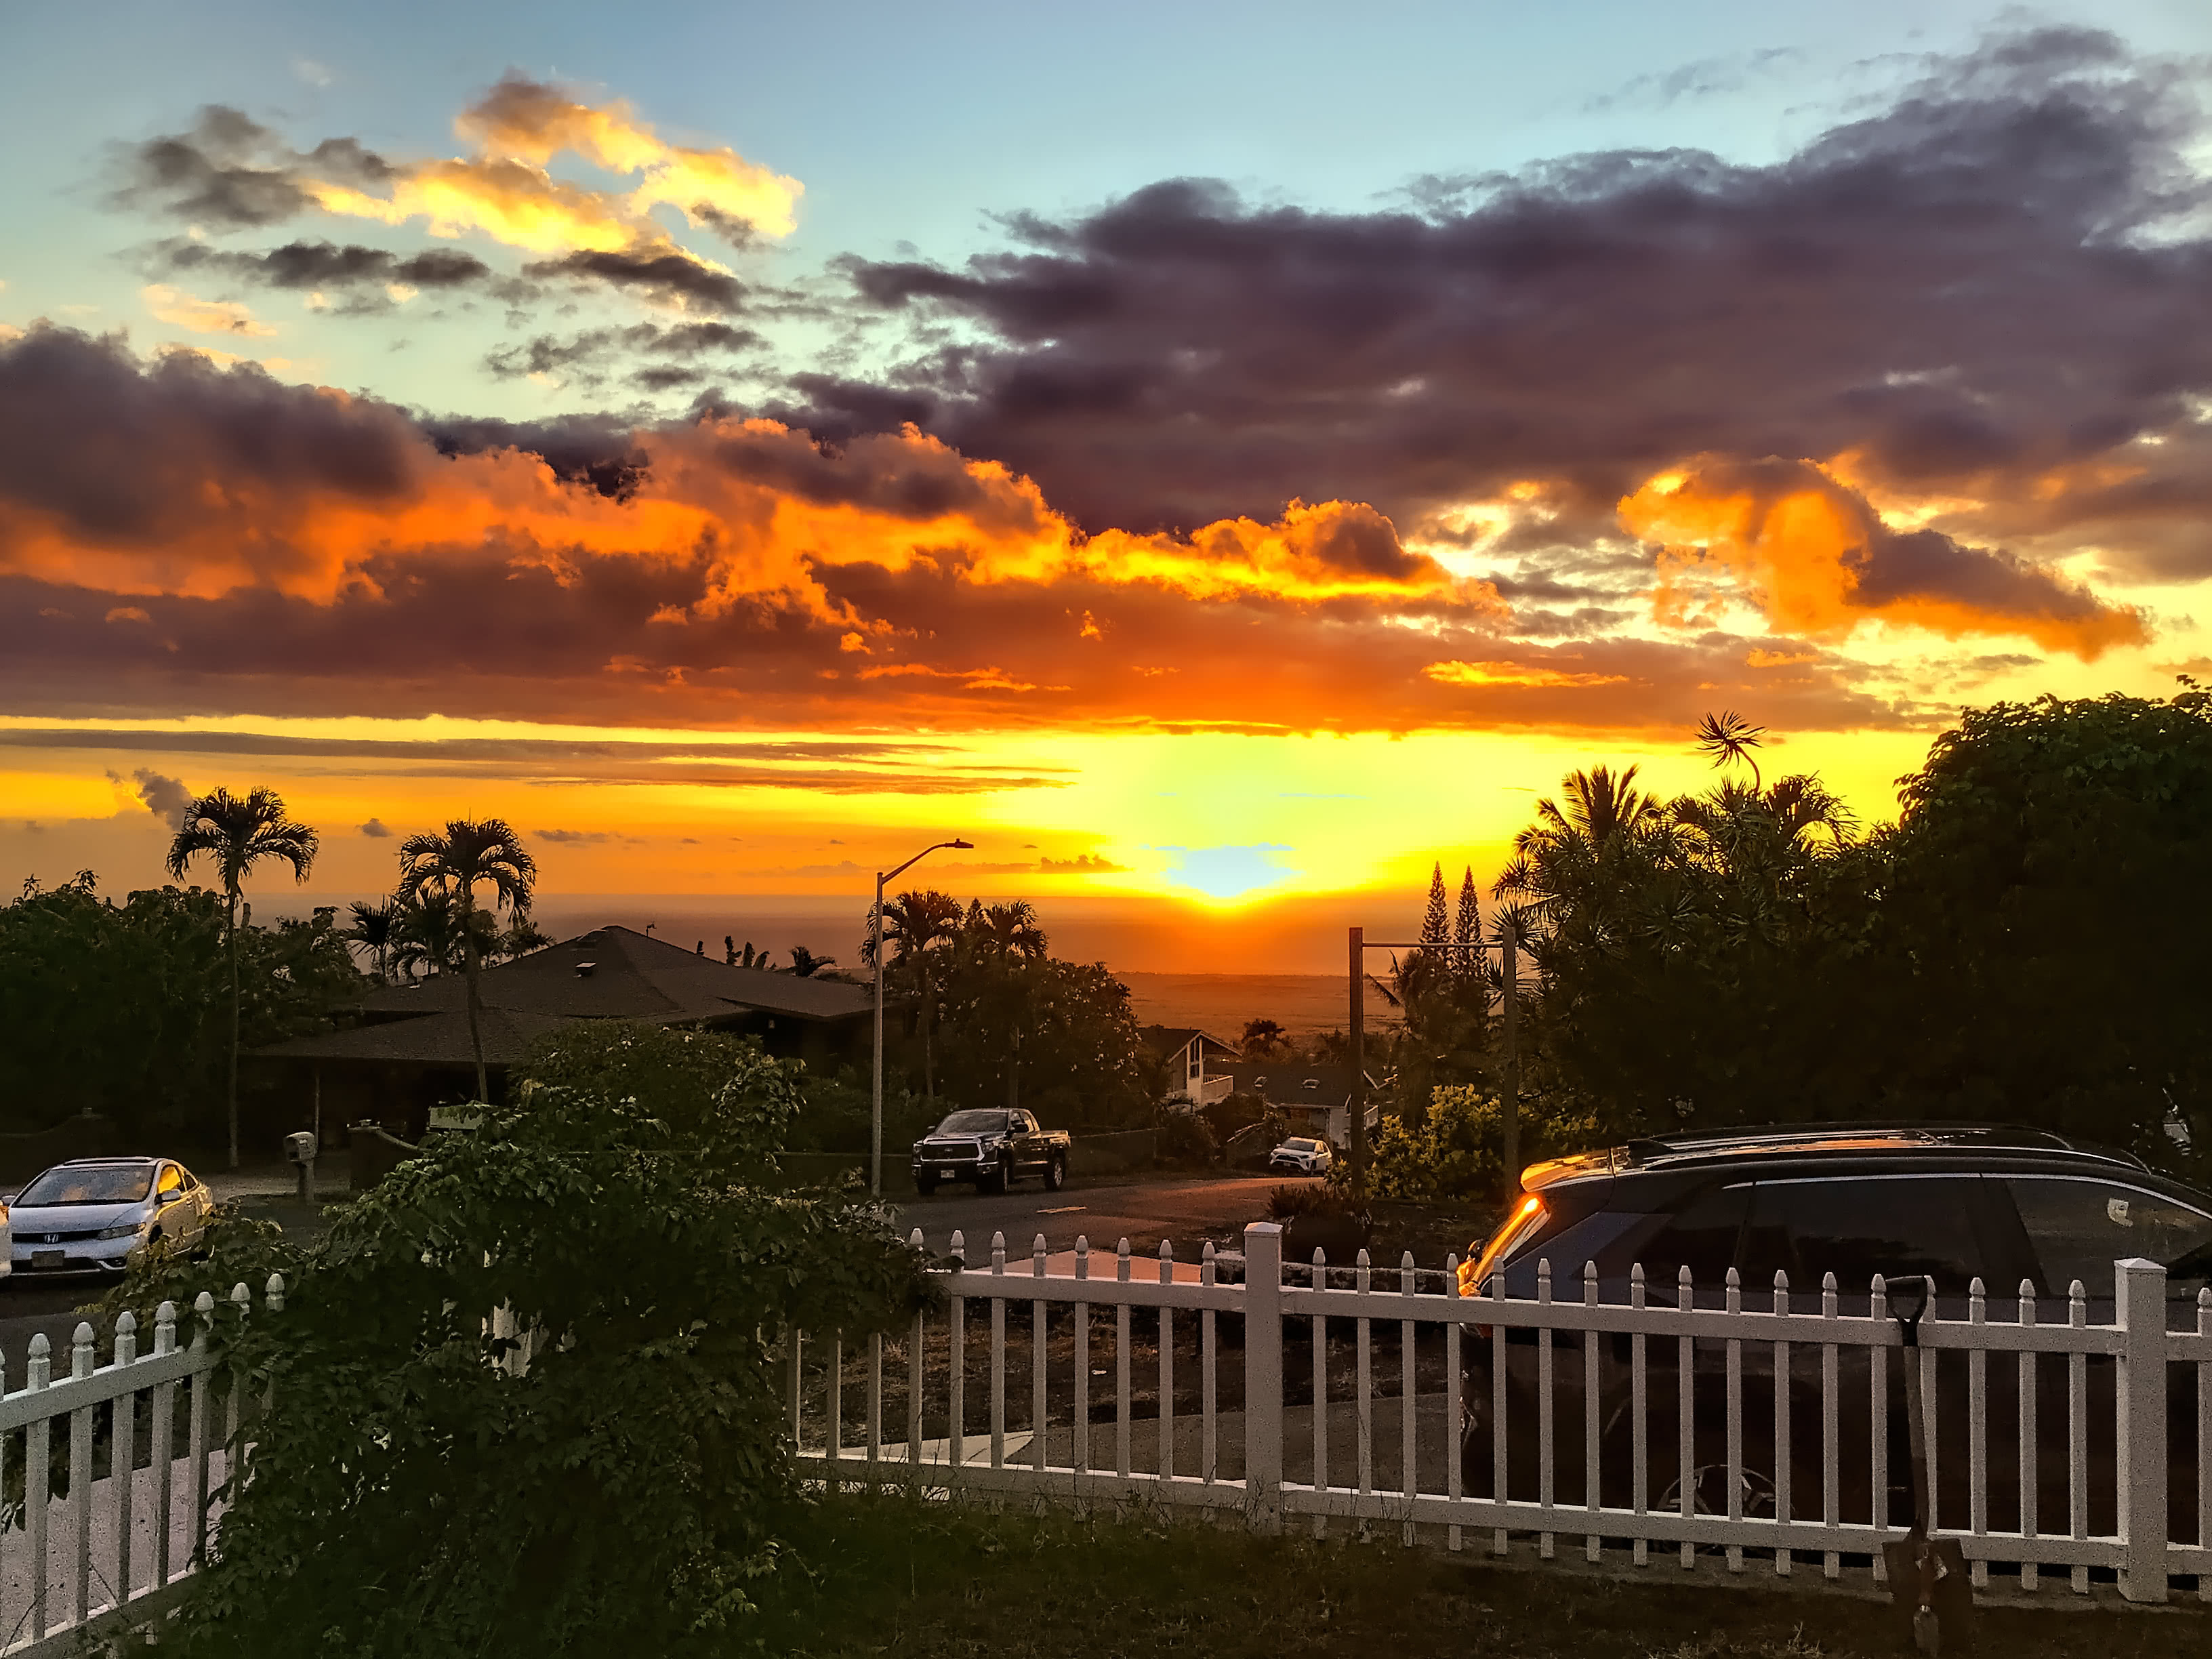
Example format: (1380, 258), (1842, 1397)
(1284, 1139), (1316, 1151)
(15, 1164), (154, 1206)
(937, 1112), (1009, 1134)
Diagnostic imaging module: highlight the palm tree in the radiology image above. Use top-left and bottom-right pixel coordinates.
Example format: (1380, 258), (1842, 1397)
(342, 897), (403, 983)
(389, 885), (486, 980)
(861, 888), (964, 1103)
(165, 787), (320, 1168)
(980, 900), (1048, 960)
(1695, 710), (1767, 792)
(493, 916), (552, 962)
(1494, 764), (1664, 939)
(786, 945), (836, 977)
(396, 821), (538, 1103)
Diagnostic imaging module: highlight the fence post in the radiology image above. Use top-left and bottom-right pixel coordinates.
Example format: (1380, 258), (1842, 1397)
(1243, 1221), (1284, 1534)
(2114, 1256), (2169, 1604)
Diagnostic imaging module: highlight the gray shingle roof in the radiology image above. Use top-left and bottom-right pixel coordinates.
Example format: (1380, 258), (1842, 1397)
(354, 925), (876, 1025)
(255, 925), (881, 1068)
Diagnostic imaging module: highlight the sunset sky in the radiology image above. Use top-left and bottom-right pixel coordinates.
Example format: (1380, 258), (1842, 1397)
(5, 3), (2212, 971)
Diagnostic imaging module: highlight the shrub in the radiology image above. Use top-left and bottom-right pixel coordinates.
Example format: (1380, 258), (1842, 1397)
(1199, 1088), (1269, 1144)
(1338, 1086), (1600, 1204)
(1266, 1181), (1358, 1222)
(1156, 1108), (1218, 1166)
(104, 1025), (930, 1657)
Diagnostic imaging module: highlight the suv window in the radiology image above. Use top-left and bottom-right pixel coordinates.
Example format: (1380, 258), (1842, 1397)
(2003, 1177), (2212, 1296)
(1637, 1185), (1749, 1286)
(1753, 1176), (1985, 1292)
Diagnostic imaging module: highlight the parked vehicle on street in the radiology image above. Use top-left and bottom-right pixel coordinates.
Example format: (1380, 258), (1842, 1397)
(1455, 1122), (2212, 1536)
(912, 1109), (1070, 1195)
(1268, 1136), (1334, 1176)
(3, 1157), (213, 1277)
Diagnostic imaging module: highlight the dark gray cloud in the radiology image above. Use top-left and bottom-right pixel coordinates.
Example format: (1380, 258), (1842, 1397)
(0, 325), (421, 556)
(159, 239), (497, 293)
(115, 106), (389, 228)
(480, 318), (765, 390)
(104, 766), (191, 825)
(524, 249), (747, 312)
(781, 24), (2212, 583)
(359, 816), (394, 838)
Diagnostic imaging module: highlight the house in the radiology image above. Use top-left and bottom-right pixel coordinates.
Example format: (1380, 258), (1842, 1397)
(1138, 1025), (1238, 1106)
(252, 924), (882, 1139)
(1219, 1060), (1376, 1147)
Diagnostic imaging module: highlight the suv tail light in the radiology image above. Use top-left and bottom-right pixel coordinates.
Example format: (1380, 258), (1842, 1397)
(1459, 1193), (1544, 1298)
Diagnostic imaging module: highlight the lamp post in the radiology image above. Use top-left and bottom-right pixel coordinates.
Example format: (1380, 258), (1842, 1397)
(872, 838), (972, 1196)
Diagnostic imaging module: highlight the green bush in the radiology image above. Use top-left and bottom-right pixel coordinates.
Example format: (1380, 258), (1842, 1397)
(1342, 1087), (1600, 1204)
(104, 1024), (930, 1658)
(1156, 1109), (1218, 1165)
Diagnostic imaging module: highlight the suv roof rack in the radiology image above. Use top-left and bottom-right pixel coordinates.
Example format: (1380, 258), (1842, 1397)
(1610, 1122), (2146, 1172)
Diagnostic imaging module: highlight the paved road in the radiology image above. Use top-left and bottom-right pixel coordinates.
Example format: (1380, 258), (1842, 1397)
(895, 1172), (1303, 1263)
(1, 1172), (1305, 1381)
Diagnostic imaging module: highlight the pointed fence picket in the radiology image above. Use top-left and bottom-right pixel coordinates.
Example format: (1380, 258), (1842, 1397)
(790, 1223), (2212, 1604)
(1, 1278), (286, 1657)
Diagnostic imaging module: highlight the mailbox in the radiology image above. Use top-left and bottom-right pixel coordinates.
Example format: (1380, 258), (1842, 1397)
(284, 1130), (317, 1166)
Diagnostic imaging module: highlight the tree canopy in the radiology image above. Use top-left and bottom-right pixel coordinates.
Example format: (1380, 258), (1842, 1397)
(0, 874), (359, 1139)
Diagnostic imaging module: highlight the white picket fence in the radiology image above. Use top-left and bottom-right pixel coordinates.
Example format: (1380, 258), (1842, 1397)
(0, 1280), (280, 1658)
(792, 1221), (2212, 1604)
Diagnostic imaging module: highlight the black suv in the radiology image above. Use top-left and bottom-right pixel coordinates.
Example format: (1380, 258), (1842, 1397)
(1456, 1123), (2212, 1537)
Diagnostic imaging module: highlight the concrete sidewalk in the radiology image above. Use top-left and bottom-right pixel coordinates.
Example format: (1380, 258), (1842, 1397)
(834, 1391), (1459, 1494)
(0, 1447), (231, 1654)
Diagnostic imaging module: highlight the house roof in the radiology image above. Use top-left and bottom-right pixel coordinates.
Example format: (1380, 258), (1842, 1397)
(1223, 1060), (1357, 1104)
(1139, 1025), (1237, 1059)
(353, 925), (878, 1026)
(255, 1008), (572, 1067)
(255, 925), (880, 1069)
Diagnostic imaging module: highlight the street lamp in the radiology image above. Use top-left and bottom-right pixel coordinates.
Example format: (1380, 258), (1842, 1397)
(872, 838), (972, 1196)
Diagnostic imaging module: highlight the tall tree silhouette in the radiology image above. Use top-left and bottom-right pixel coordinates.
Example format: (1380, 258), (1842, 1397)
(1454, 866), (1480, 987)
(166, 787), (320, 1168)
(1695, 710), (1767, 792)
(1419, 863), (1450, 966)
(342, 897), (403, 983)
(397, 821), (537, 1102)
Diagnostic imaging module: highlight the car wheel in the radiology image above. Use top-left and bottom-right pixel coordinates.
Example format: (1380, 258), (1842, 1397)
(1044, 1155), (1066, 1192)
(981, 1162), (1009, 1195)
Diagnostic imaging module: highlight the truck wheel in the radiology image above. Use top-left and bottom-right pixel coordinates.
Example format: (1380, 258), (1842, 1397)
(981, 1162), (1009, 1195)
(915, 1176), (939, 1197)
(1044, 1155), (1067, 1193)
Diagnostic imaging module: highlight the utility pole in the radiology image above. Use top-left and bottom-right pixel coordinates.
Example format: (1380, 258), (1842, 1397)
(1500, 917), (1519, 1192)
(1345, 922), (1524, 1204)
(1347, 926), (1366, 1195)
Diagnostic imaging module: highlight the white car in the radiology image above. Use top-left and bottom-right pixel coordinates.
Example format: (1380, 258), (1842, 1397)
(1268, 1136), (1334, 1176)
(4, 1158), (212, 1278)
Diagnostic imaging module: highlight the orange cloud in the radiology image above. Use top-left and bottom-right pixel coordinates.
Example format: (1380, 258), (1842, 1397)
(142, 285), (275, 337)
(1422, 660), (1628, 689)
(304, 75), (799, 262)
(1621, 455), (2144, 660)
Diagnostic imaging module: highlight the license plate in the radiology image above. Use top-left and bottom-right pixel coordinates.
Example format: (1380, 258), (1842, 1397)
(939, 1168), (955, 1180)
(32, 1250), (66, 1271)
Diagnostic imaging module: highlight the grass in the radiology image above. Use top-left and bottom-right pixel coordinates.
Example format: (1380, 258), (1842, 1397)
(745, 1492), (2210, 1658)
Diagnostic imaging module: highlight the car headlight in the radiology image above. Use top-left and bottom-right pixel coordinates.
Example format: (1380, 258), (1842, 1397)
(98, 1221), (147, 1242)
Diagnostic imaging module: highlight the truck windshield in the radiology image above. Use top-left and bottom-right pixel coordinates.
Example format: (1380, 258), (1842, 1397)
(937, 1112), (1010, 1134)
